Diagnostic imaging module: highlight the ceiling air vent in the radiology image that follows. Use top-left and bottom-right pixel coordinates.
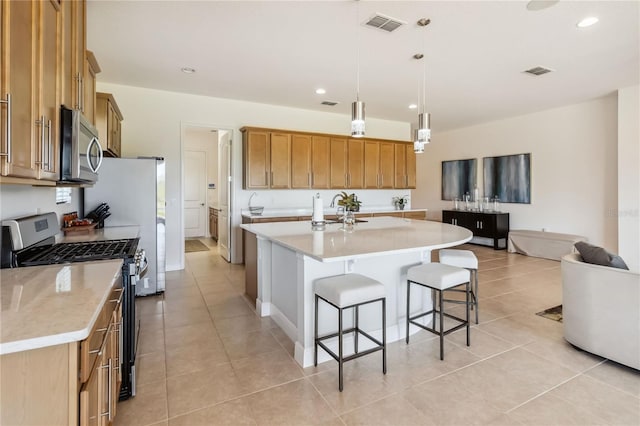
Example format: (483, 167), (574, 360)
(321, 101), (339, 106)
(524, 66), (554, 76)
(365, 13), (406, 32)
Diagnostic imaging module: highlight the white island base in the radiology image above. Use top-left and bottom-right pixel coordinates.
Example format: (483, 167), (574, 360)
(242, 217), (473, 368)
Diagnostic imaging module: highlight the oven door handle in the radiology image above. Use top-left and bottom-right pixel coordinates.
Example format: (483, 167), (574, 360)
(137, 259), (149, 279)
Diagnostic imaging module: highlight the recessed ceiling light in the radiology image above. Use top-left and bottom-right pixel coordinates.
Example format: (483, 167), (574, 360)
(315, 88), (326, 95)
(577, 16), (599, 28)
(408, 104), (418, 110)
(181, 67), (196, 74)
(526, 1), (559, 11)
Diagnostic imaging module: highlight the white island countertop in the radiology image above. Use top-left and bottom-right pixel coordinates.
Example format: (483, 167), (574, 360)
(0, 260), (124, 355)
(241, 216), (472, 262)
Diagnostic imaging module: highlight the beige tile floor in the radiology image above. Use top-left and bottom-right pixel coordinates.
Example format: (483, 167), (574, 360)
(115, 240), (640, 426)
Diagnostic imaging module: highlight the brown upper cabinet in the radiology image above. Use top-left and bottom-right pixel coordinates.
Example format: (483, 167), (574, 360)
(241, 126), (414, 190)
(291, 134), (312, 188)
(394, 142), (416, 189)
(83, 51), (101, 126)
(61, 0), (86, 112)
(242, 129), (291, 189)
(329, 137), (348, 189)
(364, 140), (395, 189)
(1, 0), (62, 183)
(347, 139), (364, 188)
(96, 92), (124, 158)
(311, 136), (330, 189)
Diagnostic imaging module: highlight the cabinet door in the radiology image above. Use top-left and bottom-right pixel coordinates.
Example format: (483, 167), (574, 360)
(347, 139), (364, 188)
(270, 132), (291, 189)
(363, 140), (379, 189)
(291, 134), (311, 188)
(405, 144), (416, 189)
(243, 131), (270, 189)
(72, 0), (86, 111)
(379, 142), (395, 189)
(403, 211), (426, 220)
(394, 143), (407, 188)
(311, 135), (330, 189)
(329, 138), (347, 189)
(79, 359), (100, 426)
(442, 210), (456, 225)
(1, 0), (38, 179)
(37, 0), (62, 181)
(83, 52), (99, 126)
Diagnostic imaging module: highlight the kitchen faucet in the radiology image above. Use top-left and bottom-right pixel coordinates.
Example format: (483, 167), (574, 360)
(248, 192), (258, 207)
(329, 193), (342, 208)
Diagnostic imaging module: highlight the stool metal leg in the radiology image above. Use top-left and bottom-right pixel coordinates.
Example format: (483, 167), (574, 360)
(314, 294), (319, 366)
(338, 307), (344, 392)
(354, 305), (359, 354)
(439, 289), (444, 360)
(474, 270), (479, 324)
(405, 280), (411, 344)
(382, 298), (387, 374)
(466, 280), (471, 346)
(431, 288), (436, 330)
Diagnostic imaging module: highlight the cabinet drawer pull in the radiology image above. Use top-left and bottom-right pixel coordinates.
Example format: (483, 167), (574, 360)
(0, 93), (11, 162)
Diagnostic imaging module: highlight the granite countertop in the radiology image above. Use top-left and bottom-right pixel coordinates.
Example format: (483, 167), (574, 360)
(241, 216), (471, 262)
(0, 260), (124, 355)
(56, 225), (140, 243)
(241, 206), (427, 218)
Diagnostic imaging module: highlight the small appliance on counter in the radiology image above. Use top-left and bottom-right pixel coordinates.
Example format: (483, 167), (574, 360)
(0, 212), (143, 400)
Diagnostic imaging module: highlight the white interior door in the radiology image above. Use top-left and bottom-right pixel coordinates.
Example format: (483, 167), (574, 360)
(218, 132), (231, 261)
(184, 150), (207, 237)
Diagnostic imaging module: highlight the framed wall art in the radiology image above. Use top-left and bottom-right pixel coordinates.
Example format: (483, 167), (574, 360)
(483, 153), (531, 204)
(441, 158), (477, 200)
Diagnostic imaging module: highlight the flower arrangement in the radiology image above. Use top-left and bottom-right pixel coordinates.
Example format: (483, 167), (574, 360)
(392, 195), (409, 210)
(337, 192), (362, 212)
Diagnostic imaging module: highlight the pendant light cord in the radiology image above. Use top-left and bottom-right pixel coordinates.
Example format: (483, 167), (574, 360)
(422, 24), (426, 114)
(356, 0), (360, 102)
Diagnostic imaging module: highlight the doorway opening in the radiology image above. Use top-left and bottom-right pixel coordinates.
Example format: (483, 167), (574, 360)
(181, 124), (232, 264)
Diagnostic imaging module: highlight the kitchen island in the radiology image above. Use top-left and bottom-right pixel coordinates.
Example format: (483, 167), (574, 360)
(241, 217), (472, 367)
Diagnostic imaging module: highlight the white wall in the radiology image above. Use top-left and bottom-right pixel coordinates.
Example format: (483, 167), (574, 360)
(97, 82), (410, 269)
(412, 95), (619, 251)
(0, 185), (81, 223)
(617, 85), (640, 271)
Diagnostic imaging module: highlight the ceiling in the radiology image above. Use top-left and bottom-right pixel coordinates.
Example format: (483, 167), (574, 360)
(86, 0), (639, 133)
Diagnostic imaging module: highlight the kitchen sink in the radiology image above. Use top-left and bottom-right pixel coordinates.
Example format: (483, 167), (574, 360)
(325, 219), (368, 224)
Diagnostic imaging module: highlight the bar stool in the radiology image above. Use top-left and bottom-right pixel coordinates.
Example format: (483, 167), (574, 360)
(439, 249), (480, 324)
(314, 274), (387, 391)
(405, 263), (470, 360)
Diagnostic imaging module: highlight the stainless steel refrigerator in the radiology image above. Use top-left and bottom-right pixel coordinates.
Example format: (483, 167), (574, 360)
(84, 157), (166, 296)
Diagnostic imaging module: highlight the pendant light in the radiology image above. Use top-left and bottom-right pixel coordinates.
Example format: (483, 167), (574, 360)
(414, 18), (431, 153)
(351, 0), (365, 138)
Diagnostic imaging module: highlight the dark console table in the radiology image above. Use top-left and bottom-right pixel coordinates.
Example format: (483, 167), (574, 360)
(442, 210), (510, 250)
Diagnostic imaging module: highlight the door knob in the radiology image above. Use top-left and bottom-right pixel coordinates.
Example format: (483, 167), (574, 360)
(200, 203), (205, 206)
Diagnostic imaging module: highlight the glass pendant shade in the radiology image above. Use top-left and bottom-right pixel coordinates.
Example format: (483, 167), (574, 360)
(417, 112), (431, 144)
(351, 100), (365, 138)
(413, 128), (425, 154)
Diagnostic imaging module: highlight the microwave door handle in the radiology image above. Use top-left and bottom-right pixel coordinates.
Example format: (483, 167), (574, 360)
(87, 137), (103, 173)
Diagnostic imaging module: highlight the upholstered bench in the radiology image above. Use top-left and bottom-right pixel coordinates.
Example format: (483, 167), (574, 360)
(508, 230), (587, 261)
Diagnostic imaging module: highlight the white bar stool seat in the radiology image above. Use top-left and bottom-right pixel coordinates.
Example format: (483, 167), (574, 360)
(314, 273), (387, 391)
(406, 263), (471, 360)
(439, 249), (480, 324)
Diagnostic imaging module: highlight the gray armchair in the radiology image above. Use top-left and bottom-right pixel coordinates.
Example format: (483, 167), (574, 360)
(561, 253), (639, 370)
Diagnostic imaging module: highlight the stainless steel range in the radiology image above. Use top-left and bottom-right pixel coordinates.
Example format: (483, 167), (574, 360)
(0, 212), (143, 400)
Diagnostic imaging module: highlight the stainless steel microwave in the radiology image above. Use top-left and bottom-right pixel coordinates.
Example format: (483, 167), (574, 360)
(59, 106), (103, 183)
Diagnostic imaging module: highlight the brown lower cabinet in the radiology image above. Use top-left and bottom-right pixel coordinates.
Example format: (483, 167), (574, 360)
(0, 283), (122, 426)
(209, 208), (219, 241)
